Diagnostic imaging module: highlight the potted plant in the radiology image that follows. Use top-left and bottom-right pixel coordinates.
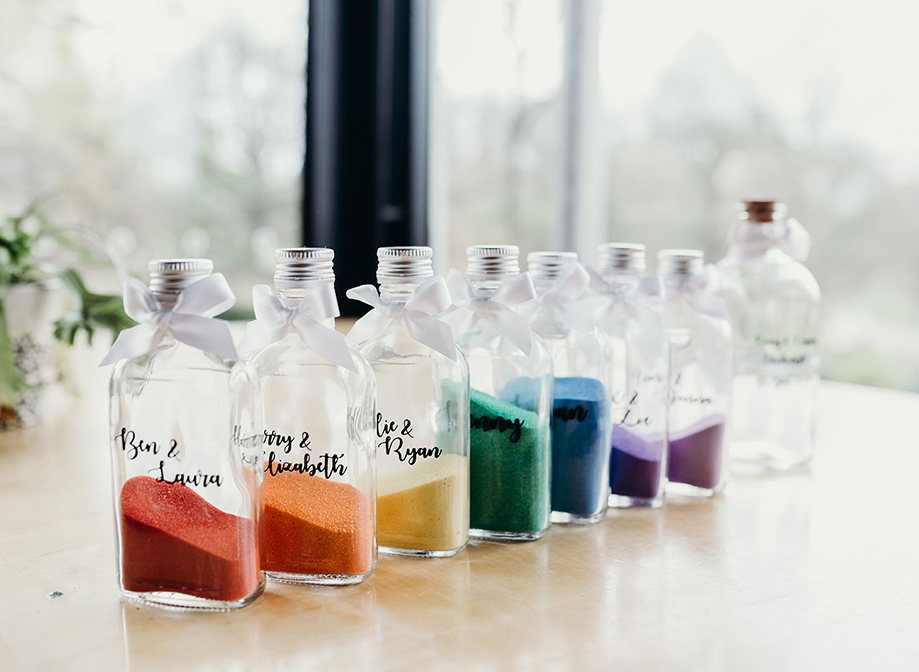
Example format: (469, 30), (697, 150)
(0, 200), (133, 429)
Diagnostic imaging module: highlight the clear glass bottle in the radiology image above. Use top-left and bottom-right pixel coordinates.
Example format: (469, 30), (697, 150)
(527, 251), (612, 525)
(595, 244), (669, 509)
(351, 247), (470, 557)
(453, 245), (553, 541)
(245, 248), (376, 584)
(109, 259), (264, 610)
(657, 250), (732, 498)
(717, 201), (821, 473)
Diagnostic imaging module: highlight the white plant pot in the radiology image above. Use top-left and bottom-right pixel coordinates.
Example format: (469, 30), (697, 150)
(1, 281), (63, 429)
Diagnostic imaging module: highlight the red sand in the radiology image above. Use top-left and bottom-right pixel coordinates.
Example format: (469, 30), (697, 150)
(120, 476), (259, 602)
(264, 470), (373, 576)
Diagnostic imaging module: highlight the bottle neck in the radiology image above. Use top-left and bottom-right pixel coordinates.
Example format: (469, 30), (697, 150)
(276, 282), (337, 328)
(601, 270), (642, 294)
(469, 277), (509, 296)
(379, 282), (422, 301)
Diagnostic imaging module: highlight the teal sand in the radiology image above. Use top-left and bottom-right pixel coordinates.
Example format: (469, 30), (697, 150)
(469, 387), (550, 539)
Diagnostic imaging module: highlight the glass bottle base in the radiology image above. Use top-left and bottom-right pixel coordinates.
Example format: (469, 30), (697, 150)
(121, 576), (265, 611)
(378, 543), (466, 558)
(550, 509), (606, 525)
(265, 568), (374, 586)
(665, 480), (724, 499)
(730, 441), (813, 475)
(468, 527), (549, 542)
(608, 492), (663, 509)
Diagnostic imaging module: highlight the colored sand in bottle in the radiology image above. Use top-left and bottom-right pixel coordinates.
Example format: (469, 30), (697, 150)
(505, 376), (609, 519)
(469, 387), (549, 536)
(120, 476), (259, 602)
(377, 453), (468, 552)
(264, 470), (373, 578)
(667, 414), (726, 490)
(609, 424), (664, 500)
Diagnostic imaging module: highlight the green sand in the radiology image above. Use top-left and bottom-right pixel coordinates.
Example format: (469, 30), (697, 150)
(469, 387), (550, 534)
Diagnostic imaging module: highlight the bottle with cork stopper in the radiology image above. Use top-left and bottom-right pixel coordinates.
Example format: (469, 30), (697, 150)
(717, 200), (821, 473)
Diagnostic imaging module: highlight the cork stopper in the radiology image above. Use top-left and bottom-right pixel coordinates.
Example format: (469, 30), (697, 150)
(741, 200), (788, 223)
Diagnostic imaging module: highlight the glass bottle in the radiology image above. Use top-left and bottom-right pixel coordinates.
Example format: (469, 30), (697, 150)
(350, 247), (470, 557)
(108, 259), (264, 610)
(527, 251), (612, 524)
(244, 248), (376, 584)
(594, 244), (669, 509)
(717, 201), (821, 473)
(452, 245), (553, 541)
(657, 250), (732, 498)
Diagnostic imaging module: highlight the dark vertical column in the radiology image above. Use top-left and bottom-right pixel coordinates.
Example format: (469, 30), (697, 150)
(303, 0), (429, 315)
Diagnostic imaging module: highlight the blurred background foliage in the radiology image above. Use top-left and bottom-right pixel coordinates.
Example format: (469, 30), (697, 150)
(1, 0), (916, 389)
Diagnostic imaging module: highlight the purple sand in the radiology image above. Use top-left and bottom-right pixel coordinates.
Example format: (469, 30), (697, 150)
(609, 424), (664, 499)
(667, 414), (726, 490)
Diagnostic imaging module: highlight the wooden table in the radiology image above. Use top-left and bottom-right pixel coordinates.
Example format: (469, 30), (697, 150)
(2, 340), (918, 671)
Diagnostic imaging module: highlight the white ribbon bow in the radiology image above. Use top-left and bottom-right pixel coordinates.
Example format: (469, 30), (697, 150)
(100, 274), (238, 366)
(444, 269), (537, 357)
(663, 265), (729, 321)
(523, 263), (592, 329)
(237, 284), (357, 372)
(587, 266), (666, 363)
(726, 217), (811, 262)
(346, 276), (457, 360)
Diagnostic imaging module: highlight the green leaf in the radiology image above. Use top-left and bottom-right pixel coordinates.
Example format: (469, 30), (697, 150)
(52, 267), (134, 347)
(0, 298), (29, 407)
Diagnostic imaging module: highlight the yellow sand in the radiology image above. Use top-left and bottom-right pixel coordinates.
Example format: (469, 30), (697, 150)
(377, 453), (468, 552)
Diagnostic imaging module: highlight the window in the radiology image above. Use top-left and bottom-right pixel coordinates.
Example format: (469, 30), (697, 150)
(431, 0), (919, 390)
(0, 0), (307, 306)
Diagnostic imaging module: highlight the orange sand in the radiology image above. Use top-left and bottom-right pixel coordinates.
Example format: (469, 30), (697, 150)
(263, 470), (373, 576)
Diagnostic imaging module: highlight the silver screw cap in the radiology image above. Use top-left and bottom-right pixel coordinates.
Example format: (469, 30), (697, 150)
(376, 246), (434, 285)
(598, 243), (646, 275)
(526, 251), (578, 283)
(274, 248), (335, 288)
(657, 249), (704, 277)
(466, 245), (520, 283)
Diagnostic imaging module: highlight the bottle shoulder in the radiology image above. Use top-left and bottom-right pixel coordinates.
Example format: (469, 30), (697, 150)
(248, 333), (376, 393)
(355, 321), (468, 378)
(111, 340), (234, 383)
(723, 254), (821, 302)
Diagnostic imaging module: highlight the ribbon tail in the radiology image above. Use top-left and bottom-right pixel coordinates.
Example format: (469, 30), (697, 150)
(238, 319), (288, 355)
(294, 318), (358, 372)
(441, 307), (480, 341)
(174, 273), (237, 318)
(170, 314), (239, 361)
(402, 311), (457, 361)
(346, 311), (393, 348)
(584, 266), (609, 295)
(100, 323), (163, 366)
(488, 304), (533, 357)
(445, 269), (474, 306)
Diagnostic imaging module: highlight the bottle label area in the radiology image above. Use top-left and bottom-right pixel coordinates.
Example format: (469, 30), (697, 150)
(116, 427), (225, 488)
(262, 427), (348, 479)
(376, 413), (443, 465)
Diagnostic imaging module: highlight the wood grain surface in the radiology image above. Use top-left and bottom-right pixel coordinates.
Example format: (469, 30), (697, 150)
(1, 337), (917, 671)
